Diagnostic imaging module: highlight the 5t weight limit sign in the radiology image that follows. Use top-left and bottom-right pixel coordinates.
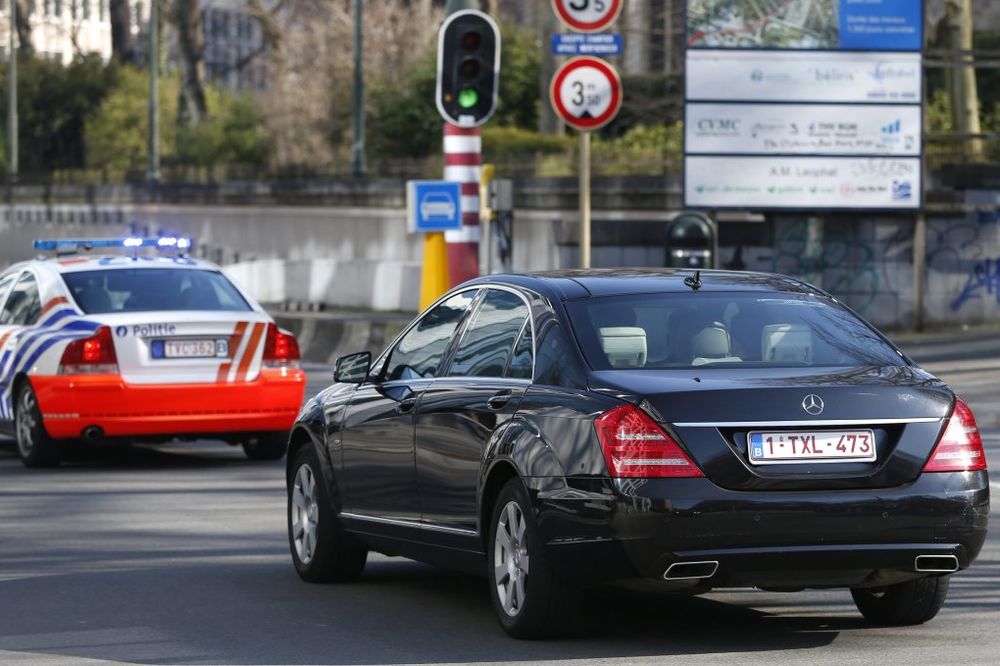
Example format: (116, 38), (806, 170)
(550, 57), (623, 131)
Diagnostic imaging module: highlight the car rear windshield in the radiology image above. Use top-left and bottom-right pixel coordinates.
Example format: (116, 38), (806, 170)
(62, 269), (252, 314)
(566, 292), (906, 371)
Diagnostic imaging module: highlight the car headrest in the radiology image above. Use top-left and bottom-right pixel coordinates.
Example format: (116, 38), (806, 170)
(599, 327), (647, 369)
(762, 324), (813, 363)
(691, 325), (730, 359)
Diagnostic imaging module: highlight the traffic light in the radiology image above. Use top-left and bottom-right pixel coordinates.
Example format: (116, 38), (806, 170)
(436, 10), (501, 128)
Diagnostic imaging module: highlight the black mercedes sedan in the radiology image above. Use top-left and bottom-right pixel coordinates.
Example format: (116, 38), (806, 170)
(285, 270), (989, 638)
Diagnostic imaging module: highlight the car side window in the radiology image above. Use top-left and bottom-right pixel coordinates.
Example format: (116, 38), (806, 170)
(505, 321), (533, 380)
(383, 290), (478, 381)
(0, 273), (16, 313)
(0, 272), (41, 326)
(449, 289), (529, 378)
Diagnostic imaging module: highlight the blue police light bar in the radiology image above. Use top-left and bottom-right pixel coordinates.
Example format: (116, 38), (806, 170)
(34, 237), (193, 252)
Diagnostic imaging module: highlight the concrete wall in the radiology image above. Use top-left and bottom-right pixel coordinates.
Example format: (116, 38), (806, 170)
(1, 182), (998, 329)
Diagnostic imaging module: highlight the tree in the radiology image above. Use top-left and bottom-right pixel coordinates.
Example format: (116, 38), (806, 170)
(110, 0), (136, 64)
(173, 0), (208, 125)
(15, 0), (33, 58)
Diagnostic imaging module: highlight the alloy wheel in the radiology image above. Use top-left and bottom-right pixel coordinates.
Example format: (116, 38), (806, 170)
(494, 500), (530, 617)
(291, 464), (320, 565)
(15, 390), (37, 458)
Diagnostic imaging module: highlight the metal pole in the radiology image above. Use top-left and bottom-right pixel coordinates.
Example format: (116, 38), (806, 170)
(7, 0), (17, 187)
(147, 0), (160, 183)
(350, 0), (366, 178)
(913, 213), (927, 331)
(579, 132), (591, 268)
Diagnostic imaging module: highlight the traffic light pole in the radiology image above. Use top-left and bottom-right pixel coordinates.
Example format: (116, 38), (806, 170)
(442, 0), (481, 288)
(147, 0), (160, 184)
(351, 0), (367, 178)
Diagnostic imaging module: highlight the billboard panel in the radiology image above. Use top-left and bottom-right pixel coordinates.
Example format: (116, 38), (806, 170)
(685, 103), (921, 156)
(684, 156), (921, 210)
(686, 50), (922, 103)
(686, 0), (922, 51)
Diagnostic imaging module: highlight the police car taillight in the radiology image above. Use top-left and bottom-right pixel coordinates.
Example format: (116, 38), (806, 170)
(59, 326), (119, 375)
(262, 324), (300, 368)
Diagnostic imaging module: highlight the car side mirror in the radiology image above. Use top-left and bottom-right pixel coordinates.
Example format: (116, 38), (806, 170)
(334, 352), (372, 384)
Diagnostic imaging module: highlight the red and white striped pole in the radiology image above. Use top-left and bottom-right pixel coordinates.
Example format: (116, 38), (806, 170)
(443, 123), (481, 286)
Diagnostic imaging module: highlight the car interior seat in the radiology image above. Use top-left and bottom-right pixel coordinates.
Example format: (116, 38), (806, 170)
(599, 327), (648, 368)
(690, 324), (742, 366)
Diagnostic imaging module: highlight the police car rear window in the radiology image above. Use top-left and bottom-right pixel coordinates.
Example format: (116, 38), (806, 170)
(62, 269), (252, 314)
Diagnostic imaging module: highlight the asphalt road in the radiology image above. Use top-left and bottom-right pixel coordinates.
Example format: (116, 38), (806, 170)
(0, 362), (997, 666)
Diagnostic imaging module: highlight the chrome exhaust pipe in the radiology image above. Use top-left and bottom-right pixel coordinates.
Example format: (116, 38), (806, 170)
(663, 560), (719, 581)
(914, 554), (959, 573)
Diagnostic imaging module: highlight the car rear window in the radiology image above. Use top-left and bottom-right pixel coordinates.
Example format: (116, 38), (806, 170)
(62, 269), (252, 314)
(566, 292), (906, 371)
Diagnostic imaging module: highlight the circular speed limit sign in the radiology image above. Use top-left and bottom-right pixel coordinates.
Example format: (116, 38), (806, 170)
(551, 0), (624, 33)
(550, 57), (623, 131)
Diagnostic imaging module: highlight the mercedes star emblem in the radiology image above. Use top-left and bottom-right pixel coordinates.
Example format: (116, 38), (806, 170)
(802, 394), (825, 416)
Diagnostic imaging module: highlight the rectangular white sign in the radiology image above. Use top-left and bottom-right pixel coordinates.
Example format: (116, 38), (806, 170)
(686, 50), (922, 103)
(685, 156), (921, 209)
(685, 103), (921, 156)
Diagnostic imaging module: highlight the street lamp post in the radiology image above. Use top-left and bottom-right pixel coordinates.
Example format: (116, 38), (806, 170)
(7, 0), (17, 190)
(148, 0), (160, 184)
(350, 0), (366, 178)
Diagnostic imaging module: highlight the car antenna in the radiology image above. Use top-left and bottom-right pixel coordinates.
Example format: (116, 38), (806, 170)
(684, 270), (702, 292)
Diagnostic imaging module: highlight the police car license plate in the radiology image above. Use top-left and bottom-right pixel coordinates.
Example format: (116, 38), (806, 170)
(155, 339), (228, 359)
(748, 430), (876, 465)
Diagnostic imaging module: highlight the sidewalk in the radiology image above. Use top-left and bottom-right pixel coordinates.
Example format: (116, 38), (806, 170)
(273, 308), (1000, 427)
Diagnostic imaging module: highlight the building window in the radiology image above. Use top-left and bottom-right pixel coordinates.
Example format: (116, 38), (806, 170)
(99, 0), (106, 20)
(82, 0), (89, 20)
(54, 0), (62, 17)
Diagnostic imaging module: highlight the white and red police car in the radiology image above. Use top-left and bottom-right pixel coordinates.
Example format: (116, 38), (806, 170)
(0, 237), (306, 467)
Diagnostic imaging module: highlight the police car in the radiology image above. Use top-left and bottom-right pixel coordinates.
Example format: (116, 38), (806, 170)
(0, 237), (306, 467)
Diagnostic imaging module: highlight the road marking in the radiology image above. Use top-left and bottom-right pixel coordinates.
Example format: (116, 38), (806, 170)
(990, 482), (1000, 493)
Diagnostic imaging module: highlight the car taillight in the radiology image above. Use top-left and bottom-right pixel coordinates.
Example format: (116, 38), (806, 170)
(262, 324), (300, 368)
(59, 326), (119, 375)
(594, 403), (704, 478)
(923, 398), (987, 472)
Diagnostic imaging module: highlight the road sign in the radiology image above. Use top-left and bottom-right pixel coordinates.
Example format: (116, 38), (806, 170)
(407, 181), (463, 233)
(551, 0), (623, 34)
(550, 57), (623, 131)
(552, 33), (623, 56)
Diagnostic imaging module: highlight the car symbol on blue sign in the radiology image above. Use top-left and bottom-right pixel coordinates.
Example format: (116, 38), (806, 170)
(407, 181), (464, 233)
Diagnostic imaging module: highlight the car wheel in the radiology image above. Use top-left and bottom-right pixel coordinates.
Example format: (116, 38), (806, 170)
(288, 445), (367, 583)
(15, 383), (62, 468)
(488, 478), (578, 639)
(851, 575), (950, 625)
(243, 432), (288, 461)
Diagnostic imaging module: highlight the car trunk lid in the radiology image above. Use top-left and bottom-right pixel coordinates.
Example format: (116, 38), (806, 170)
(590, 365), (952, 491)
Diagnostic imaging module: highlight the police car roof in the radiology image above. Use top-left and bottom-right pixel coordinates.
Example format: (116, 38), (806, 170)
(44, 255), (223, 274)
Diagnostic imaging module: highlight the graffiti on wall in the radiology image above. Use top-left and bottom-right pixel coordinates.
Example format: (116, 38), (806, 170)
(950, 258), (1000, 312)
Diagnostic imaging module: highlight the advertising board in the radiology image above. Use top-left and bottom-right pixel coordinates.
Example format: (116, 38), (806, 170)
(686, 0), (922, 51)
(686, 50), (922, 104)
(685, 103), (921, 156)
(684, 156), (922, 210)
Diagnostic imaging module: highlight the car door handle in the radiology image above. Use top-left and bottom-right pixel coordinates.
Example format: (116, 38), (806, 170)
(397, 396), (418, 413)
(487, 390), (513, 411)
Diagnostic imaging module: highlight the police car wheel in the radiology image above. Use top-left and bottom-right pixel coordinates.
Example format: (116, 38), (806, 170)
(15, 384), (62, 468)
(242, 432), (289, 461)
(288, 446), (367, 583)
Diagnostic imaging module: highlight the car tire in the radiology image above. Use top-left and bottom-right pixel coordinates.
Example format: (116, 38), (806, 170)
(851, 575), (950, 625)
(287, 445), (367, 583)
(243, 432), (289, 461)
(488, 478), (579, 639)
(15, 383), (62, 468)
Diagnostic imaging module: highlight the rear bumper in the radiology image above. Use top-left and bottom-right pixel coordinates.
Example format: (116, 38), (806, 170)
(529, 472), (990, 588)
(32, 368), (306, 439)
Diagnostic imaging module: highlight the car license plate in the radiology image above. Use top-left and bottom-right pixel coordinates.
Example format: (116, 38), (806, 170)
(153, 339), (228, 359)
(747, 430), (876, 465)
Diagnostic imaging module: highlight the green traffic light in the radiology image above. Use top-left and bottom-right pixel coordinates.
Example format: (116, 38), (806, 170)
(457, 88), (479, 109)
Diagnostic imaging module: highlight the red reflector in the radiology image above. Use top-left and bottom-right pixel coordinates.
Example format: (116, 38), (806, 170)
(594, 404), (704, 478)
(262, 324), (301, 367)
(924, 398), (987, 473)
(59, 326), (119, 375)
